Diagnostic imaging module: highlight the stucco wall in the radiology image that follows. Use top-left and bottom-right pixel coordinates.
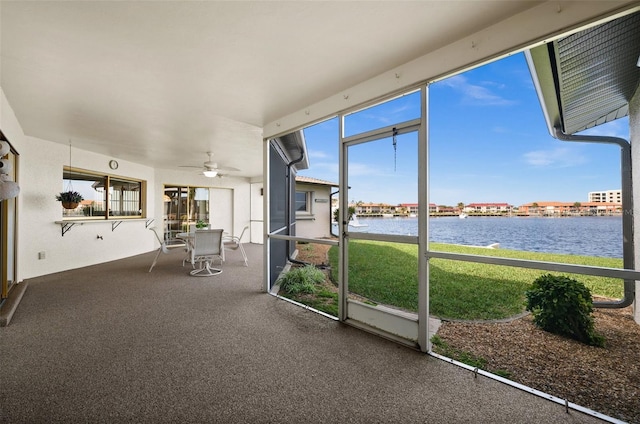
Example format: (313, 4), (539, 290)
(0, 4), (261, 281)
(28, 139), (157, 278)
(2, 87), (257, 280)
(630, 86), (640, 324)
(2, 87), (158, 279)
(294, 183), (334, 239)
(23, 138), (157, 279)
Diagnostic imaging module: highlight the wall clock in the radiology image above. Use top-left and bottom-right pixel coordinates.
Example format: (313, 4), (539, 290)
(109, 160), (119, 170)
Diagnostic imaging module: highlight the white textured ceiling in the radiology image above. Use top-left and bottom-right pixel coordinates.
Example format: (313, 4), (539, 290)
(0, 1), (542, 177)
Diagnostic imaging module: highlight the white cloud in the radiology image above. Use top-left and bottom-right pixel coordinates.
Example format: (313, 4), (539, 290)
(307, 149), (331, 160)
(359, 112), (392, 126)
(440, 74), (516, 106)
(347, 162), (381, 177)
(299, 162), (339, 183)
(523, 147), (587, 168)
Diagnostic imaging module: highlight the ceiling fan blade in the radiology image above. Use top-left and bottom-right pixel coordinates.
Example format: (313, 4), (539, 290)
(180, 153), (240, 174)
(215, 165), (240, 172)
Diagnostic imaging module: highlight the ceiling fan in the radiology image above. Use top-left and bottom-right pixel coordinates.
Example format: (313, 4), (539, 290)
(180, 152), (240, 178)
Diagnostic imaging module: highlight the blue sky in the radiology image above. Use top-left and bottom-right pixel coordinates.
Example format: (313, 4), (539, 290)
(299, 52), (628, 206)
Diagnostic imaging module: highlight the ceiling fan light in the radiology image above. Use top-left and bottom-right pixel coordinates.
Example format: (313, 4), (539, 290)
(203, 170), (218, 178)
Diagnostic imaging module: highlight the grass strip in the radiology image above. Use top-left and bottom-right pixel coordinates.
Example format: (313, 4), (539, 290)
(328, 241), (622, 320)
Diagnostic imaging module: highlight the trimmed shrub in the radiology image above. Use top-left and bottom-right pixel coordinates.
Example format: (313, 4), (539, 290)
(278, 265), (325, 295)
(525, 274), (604, 347)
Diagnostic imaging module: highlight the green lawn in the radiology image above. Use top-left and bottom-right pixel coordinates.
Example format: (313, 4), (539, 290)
(328, 240), (623, 320)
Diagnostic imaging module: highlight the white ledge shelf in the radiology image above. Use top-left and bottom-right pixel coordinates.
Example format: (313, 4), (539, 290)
(54, 218), (154, 236)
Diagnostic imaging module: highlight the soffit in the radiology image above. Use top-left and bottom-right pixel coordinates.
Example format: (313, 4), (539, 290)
(528, 11), (640, 136)
(0, 1), (540, 177)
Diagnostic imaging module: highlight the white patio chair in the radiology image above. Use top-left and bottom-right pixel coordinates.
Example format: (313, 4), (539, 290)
(223, 225), (248, 267)
(189, 229), (224, 277)
(148, 227), (186, 272)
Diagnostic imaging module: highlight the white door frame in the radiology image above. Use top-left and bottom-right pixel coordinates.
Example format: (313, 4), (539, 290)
(337, 85), (430, 351)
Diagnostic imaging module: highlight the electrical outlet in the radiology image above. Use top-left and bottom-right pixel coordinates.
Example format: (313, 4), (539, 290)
(38, 251), (46, 260)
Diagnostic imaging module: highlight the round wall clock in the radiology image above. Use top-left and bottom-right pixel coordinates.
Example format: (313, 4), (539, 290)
(109, 160), (119, 170)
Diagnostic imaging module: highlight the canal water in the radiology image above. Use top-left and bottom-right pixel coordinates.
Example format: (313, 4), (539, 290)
(347, 216), (623, 258)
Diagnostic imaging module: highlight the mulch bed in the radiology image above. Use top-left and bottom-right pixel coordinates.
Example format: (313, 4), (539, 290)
(435, 307), (640, 423)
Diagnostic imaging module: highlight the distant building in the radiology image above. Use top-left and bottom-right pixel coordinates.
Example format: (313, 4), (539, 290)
(435, 205), (456, 214)
(588, 190), (622, 204)
(355, 203), (396, 215)
(464, 203), (513, 213)
(519, 201), (621, 215)
(356, 203), (452, 215)
(398, 203), (419, 215)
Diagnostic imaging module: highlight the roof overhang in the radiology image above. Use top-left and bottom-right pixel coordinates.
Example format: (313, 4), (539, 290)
(272, 130), (309, 171)
(295, 175), (339, 187)
(526, 10), (640, 136)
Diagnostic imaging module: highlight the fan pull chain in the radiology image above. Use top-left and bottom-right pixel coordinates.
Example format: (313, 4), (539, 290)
(392, 127), (398, 172)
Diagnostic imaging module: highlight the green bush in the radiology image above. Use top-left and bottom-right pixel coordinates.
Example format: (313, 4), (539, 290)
(278, 265), (325, 295)
(525, 274), (604, 347)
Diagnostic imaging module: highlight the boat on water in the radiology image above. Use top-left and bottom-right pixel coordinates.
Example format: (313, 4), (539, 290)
(349, 216), (369, 227)
(381, 213), (394, 218)
(459, 213), (468, 219)
(332, 214), (369, 228)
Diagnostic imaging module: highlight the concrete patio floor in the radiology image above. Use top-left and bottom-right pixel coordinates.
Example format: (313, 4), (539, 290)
(0, 244), (603, 423)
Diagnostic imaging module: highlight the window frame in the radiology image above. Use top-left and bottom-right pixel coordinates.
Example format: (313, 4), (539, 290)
(62, 166), (146, 221)
(295, 190), (312, 216)
(163, 185), (210, 240)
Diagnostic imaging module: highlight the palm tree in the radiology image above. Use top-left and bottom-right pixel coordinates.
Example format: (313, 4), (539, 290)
(457, 202), (465, 213)
(531, 202), (539, 216)
(333, 206), (356, 223)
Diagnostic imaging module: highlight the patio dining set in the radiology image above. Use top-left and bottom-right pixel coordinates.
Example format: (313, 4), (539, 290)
(148, 225), (248, 276)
